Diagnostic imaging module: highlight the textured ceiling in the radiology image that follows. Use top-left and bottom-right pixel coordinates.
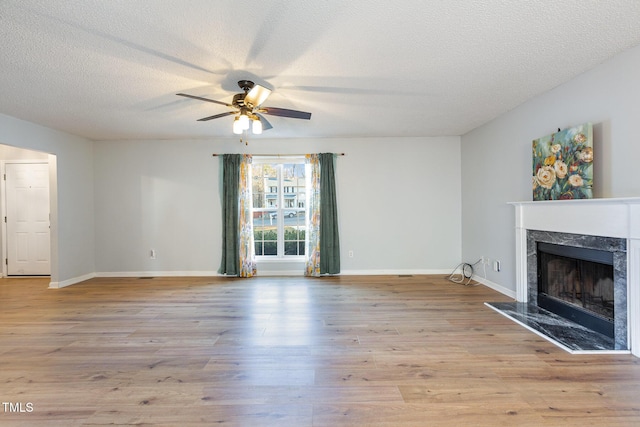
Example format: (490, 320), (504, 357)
(1, 0), (640, 141)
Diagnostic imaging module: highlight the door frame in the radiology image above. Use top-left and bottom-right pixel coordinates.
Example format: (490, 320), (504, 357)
(1, 159), (51, 277)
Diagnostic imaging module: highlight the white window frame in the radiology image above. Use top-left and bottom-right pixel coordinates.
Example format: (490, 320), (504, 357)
(252, 156), (307, 260)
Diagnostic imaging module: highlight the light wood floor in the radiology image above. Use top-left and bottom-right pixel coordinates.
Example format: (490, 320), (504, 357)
(1, 275), (639, 426)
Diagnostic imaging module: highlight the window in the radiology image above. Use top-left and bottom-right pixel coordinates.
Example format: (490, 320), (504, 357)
(252, 158), (307, 257)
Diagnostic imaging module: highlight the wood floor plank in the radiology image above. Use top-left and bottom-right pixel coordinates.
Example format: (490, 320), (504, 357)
(1, 275), (639, 426)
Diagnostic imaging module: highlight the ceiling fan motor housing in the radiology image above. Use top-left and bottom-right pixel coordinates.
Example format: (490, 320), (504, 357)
(237, 80), (255, 92)
(232, 93), (246, 108)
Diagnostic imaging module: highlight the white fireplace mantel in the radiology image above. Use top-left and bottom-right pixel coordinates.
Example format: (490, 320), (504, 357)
(509, 197), (640, 357)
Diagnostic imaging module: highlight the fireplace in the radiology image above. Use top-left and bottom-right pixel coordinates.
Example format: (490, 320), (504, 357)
(527, 230), (627, 349)
(537, 242), (614, 338)
(508, 198), (640, 356)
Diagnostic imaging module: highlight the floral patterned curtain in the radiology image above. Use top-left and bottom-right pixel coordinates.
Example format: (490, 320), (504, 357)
(238, 154), (256, 277)
(305, 154), (321, 276)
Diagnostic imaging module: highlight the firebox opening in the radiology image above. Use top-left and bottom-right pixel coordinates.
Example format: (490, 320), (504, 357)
(537, 242), (614, 339)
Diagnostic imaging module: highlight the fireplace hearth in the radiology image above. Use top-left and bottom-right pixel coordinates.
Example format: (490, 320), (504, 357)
(486, 229), (626, 352)
(485, 301), (616, 352)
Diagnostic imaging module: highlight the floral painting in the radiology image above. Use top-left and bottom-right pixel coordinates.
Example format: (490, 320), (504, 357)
(532, 123), (593, 201)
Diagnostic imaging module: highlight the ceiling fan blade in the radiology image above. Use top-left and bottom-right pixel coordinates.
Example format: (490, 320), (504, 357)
(197, 111), (235, 121)
(176, 93), (233, 107)
(244, 84), (272, 109)
(255, 113), (273, 131)
(260, 107), (311, 120)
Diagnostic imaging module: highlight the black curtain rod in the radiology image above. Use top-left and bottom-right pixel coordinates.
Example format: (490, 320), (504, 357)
(211, 153), (345, 157)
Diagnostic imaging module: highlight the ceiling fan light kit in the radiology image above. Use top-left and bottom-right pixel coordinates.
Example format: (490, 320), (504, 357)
(232, 117), (242, 134)
(252, 117), (263, 134)
(177, 80), (311, 136)
(238, 113), (250, 130)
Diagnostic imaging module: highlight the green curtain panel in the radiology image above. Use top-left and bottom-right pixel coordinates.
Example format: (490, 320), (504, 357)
(305, 153), (340, 276)
(219, 154), (256, 277)
(319, 153), (340, 274)
(219, 154), (241, 275)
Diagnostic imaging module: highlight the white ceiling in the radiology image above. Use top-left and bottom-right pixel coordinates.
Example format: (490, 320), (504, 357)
(2, 0), (640, 141)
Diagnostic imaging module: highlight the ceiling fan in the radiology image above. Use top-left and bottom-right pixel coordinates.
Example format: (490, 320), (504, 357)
(177, 80), (311, 135)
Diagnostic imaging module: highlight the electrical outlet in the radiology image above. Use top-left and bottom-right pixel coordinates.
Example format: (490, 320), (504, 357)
(348, 250), (354, 258)
(150, 249), (156, 259)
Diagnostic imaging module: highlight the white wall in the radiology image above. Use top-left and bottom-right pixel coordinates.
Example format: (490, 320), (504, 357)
(0, 114), (95, 286)
(0, 144), (49, 161)
(94, 139), (219, 274)
(94, 136), (462, 276)
(461, 43), (640, 295)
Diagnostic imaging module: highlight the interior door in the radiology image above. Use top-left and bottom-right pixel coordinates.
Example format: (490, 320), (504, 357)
(5, 163), (50, 275)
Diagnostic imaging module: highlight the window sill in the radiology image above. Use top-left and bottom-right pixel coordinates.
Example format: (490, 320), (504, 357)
(256, 256), (306, 263)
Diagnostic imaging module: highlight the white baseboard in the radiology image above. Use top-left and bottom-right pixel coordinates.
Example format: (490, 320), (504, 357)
(340, 269), (452, 276)
(97, 270), (452, 277)
(49, 272), (97, 289)
(472, 275), (517, 299)
(250, 269), (454, 277)
(47, 270), (515, 300)
(95, 271), (220, 278)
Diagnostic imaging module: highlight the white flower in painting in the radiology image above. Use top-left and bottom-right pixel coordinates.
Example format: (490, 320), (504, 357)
(573, 133), (587, 144)
(569, 174), (584, 187)
(579, 147), (594, 163)
(536, 166), (556, 189)
(554, 160), (568, 179)
(551, 144), (562, 154)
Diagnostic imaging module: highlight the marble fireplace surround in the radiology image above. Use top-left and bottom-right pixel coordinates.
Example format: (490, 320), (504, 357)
(510, 198), (640, 357)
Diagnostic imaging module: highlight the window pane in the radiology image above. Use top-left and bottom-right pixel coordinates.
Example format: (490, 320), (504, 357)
(252, 164), (278, 209)
(284, 226), (306, 256)
(252, 160), (307, 258)
(284, 241), (305, 256)
(253, 210), (277, 257)
(252, 162), (278, 257)
(263, 241), (277, 255)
